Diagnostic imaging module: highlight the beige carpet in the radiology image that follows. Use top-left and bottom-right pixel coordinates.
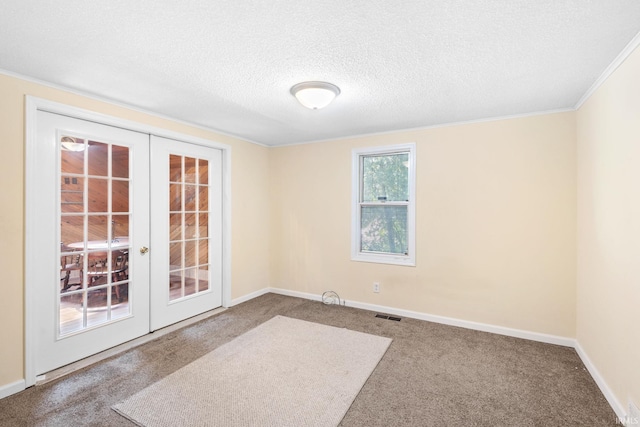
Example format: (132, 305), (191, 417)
(112, 315), (392, 427)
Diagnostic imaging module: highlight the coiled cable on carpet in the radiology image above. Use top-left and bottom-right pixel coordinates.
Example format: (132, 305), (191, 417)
(322, 290), (341, 306)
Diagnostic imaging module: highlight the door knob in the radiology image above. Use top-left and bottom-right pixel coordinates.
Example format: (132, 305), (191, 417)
(140, 246), (149, 254)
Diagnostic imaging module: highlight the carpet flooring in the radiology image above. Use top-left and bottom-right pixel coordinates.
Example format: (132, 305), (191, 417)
(0, 293), (619, 426)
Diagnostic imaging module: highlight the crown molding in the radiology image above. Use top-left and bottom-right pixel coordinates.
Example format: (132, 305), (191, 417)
(574, 30), (640, 110)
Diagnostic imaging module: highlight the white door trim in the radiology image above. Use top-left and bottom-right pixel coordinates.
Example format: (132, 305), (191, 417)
(24, 96), (232, 387)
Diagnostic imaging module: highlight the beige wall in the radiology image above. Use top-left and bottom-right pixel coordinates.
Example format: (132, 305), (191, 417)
(576, 45), (640, 413)
(0, 73), (270, 388)
(270, 112), (577, 337)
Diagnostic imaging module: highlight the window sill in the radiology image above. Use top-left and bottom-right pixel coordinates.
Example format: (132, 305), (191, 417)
(351, 253), (415, 267)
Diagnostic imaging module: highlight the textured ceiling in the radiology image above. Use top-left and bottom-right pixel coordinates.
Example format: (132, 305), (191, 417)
(1, 1), (640, 146)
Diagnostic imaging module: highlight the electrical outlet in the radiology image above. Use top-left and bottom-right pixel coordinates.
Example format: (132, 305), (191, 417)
(373, 282), (380, 293)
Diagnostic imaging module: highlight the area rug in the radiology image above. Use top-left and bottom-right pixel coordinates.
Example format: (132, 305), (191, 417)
(113, 315), (392, 427)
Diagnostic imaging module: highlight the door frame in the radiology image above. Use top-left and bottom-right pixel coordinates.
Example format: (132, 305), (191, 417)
(24, 96), (232, 387)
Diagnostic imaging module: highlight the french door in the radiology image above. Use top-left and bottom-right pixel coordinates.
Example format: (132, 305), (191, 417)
(32, 111), (150, 375)
(149, 136), (222, 330)
(29, 109), (224, 378)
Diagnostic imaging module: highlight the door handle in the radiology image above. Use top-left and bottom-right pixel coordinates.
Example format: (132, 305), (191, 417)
(140, 246), (149, 255)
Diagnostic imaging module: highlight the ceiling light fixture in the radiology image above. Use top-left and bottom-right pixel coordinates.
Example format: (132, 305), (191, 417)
(60, 136), (85, 152)
(290, 81), (340, 110)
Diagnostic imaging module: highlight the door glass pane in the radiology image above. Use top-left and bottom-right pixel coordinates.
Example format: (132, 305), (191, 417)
(112, 215), (129, 240)
(170, 242), (182, 269)
(59, 139), (132, 336)
(184, 184), (196, 211)
(198, 159), (208, 184)
(112, 283), (129, 320)
(185, 241), (196, 268)
(184, 157), (196, 183)
(199, 186), (208, 212)
(170, 213), (182, 241)
(112, 145), (129, 178)
(112, 250), (129, 285)
(168, 154), (211, 301)
(86, 288), (109, 327)
(184, 268), (197, 296)
(88, 178), (108, 212)
(169, 184), (181, 211)
(170, 270), (183, 300)
(198, 239), (208, 265)
(185, 213), (197, 239)
(61, 176), (84, 213)
(60, 253), (82, 293)
(88, 141), (109, 177)
(60, 292), (83, 334)
(88, 215), (108, 242)
(198, 266), (210, 292)
(199, 213), (208, 238)
(61, 216), (84, 249)
(60, 137), (85, 174)
(169, 155), (182, 182)
(112, 180), (129, 212)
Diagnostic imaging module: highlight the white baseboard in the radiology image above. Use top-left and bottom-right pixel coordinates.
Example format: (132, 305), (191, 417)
(574, 342), (626, 421)
(268, 287), (324, 303)
(0, 379), (25, 399)
(267, 287), (575, 347)
(230, 288), (271, 307)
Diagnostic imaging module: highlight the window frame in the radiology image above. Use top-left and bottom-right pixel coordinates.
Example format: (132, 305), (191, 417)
(351, 143), (416, 266)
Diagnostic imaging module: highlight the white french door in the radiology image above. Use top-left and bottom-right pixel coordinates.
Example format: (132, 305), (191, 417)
(149, 136), (223, 330)
(27, 106), (225, 379)
(31, 111), (150, 375)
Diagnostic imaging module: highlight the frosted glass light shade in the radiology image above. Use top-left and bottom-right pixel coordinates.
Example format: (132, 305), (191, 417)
(290, 81), (340, 110)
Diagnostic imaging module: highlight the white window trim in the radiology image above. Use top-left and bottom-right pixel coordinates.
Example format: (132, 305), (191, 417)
(351, 143), (416, 266)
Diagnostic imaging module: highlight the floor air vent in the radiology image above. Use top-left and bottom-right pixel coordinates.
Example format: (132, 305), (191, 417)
(375, 314), (401, 321)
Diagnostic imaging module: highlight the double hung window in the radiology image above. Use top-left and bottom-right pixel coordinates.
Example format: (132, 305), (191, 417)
(352, 143), (416, 266)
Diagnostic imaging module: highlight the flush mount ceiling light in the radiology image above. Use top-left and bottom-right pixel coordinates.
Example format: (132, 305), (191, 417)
(290, 81), (340, 110)
(60, 136), (85, 152)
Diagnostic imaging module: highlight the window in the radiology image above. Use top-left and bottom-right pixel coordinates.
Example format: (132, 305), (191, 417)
(352, 143), (416, 266)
